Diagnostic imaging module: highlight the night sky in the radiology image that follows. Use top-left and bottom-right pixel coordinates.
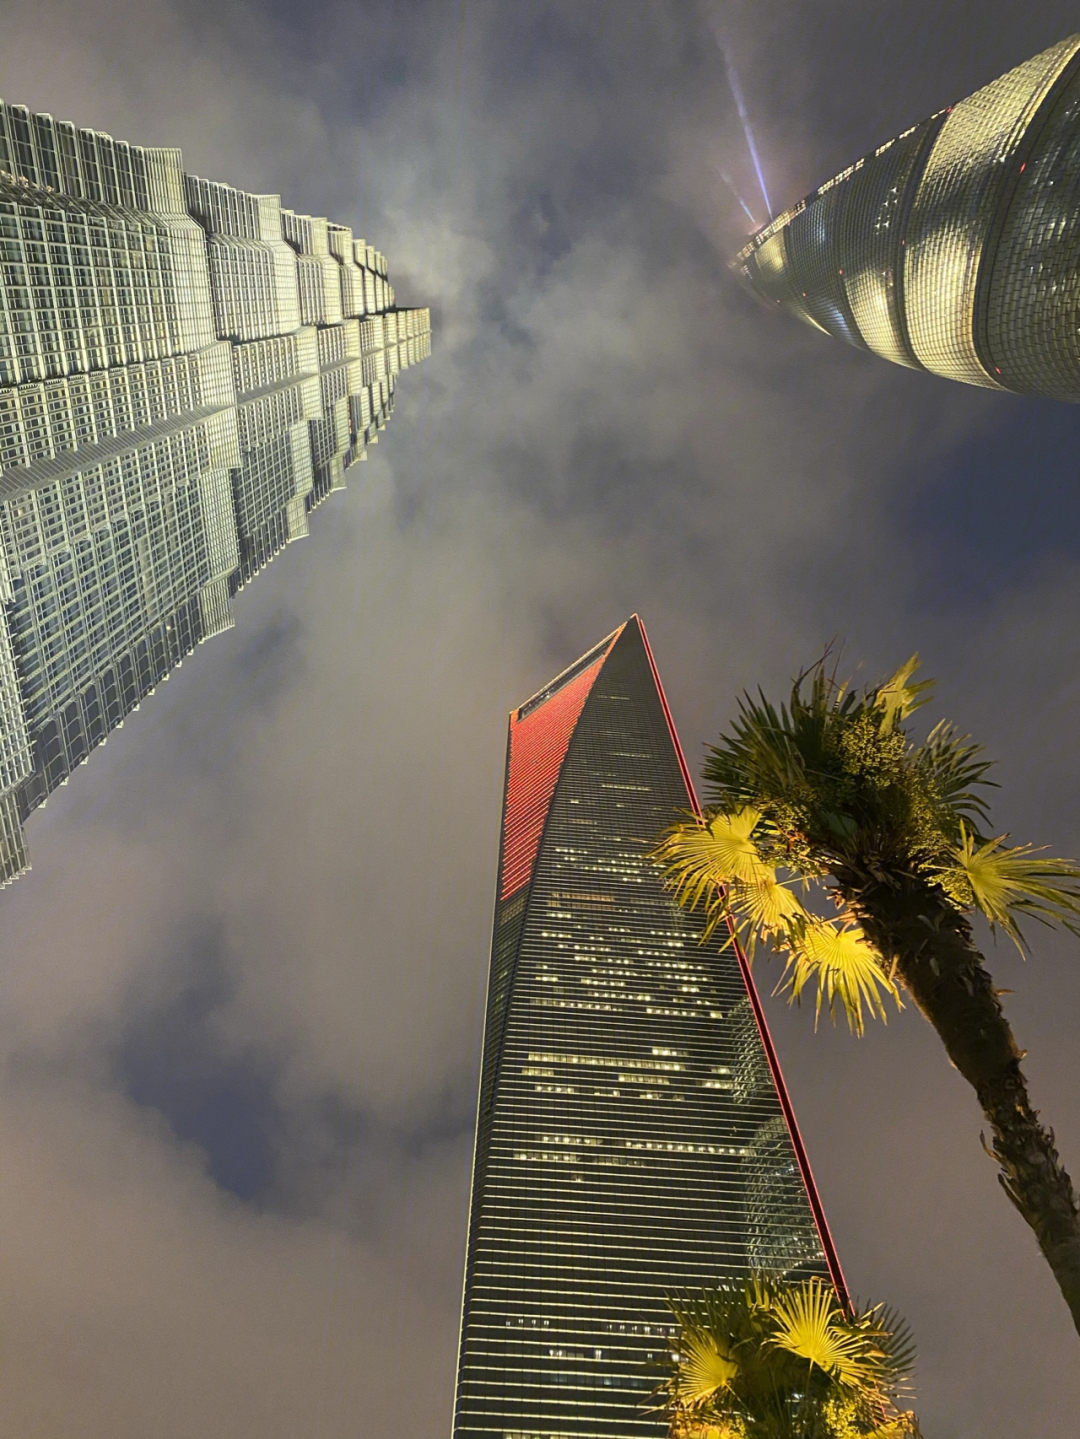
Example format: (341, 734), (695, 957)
(2, 4), (1080, 1436)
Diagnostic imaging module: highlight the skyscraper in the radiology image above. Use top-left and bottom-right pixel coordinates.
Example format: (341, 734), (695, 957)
(0, 100), (430, 884)
(453, 617), (843, 1439)
(733, 32), (1080, 400)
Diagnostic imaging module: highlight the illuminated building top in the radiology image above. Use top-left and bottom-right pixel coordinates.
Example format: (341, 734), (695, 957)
(733, 34), (1080, 400)
(0, 99), (431, 884)
(452, 617), (842, 1439)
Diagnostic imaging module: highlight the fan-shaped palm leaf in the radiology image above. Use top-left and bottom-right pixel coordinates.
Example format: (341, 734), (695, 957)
(915, 721), (995, 827)
(653, 809), (773, 939)
(781, 920), (900, 1036)
(937, 823), (1080, 951)
(727, 873), (806, 939)
(674, 1330), (740, 1406)
(767, 1279), (886, 1390)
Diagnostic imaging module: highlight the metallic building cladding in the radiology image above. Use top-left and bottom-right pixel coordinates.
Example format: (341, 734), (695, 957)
(738, 230), (824, 333)
(979, 59), (1080, 398)
(0, 99), (432, 884)
(731, 32), (1080, 401)
(782, 183), (866, 349)
(836, 116), (946, 370)
(454, 619), (833, 1439)
(904, 35), (1080, 387)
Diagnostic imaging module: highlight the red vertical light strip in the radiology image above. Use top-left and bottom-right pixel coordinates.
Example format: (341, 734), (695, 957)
(637, 615), (851, 1311)
(499, 648), (613, 901)
(636, 615), (696, 805)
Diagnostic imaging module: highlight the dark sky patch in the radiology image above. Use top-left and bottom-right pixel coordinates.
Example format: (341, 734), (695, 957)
(903, 397), (1080, 614)
(117, 927), (283, 1202)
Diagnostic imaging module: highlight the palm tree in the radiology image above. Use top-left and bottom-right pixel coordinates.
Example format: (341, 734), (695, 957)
(655, 1274), (920, 1438)
(652, 656), (1080, 1335)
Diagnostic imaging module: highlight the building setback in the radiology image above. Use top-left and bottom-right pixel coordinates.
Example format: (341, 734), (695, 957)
(0, 100), (430, 884)
(733, 32), (1080, 400)
(453, 617), (843, 1439)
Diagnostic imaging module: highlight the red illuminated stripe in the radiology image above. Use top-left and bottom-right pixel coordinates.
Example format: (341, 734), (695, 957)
(636, 615), (696, 806)
(637, 615), (851, 1311)
(499, 649), (613, 901)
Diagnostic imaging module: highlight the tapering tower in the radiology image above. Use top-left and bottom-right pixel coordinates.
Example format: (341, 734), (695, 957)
(453, 617), (842, 1439)
(733, 32), (1080, 400)
(0, 99), (431, 884)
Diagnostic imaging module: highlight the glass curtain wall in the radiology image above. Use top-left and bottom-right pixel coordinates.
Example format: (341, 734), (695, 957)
(453, 618), (839, 1439)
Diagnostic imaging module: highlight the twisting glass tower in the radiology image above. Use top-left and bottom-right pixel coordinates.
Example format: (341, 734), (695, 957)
(453, 617), (843, 1439)
(0, 100), (430, 883)
(733, 32), (1080, 400)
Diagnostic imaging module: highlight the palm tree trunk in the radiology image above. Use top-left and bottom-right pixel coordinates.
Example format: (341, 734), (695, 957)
(846, 870), (1080, 1338)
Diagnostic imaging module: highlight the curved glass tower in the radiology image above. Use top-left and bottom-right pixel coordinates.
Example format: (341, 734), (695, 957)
(452, 617), (843, 1439)
(733, 33), (1080, 400)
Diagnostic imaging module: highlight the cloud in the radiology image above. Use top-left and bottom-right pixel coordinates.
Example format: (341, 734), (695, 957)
(3, 1), (1080, 1436)
(0, 1074), (466, 1439)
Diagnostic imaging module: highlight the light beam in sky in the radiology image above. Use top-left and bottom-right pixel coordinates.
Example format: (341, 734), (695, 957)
(721, 49), (772, 219)
(720, 168), (758, 226)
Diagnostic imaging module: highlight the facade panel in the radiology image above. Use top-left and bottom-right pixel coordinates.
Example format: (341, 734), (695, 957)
(0, 97), (432, 883)
(783, 184), (865, 349)
(837, 116), (945, 370)
(453, 618), (840, 1439)
(904, 35), (1079, 386)
(732, 32), (1080, 401)
(980, 65), (1080, 397)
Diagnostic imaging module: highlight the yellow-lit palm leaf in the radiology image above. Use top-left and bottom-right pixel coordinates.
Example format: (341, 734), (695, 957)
(674, 1330), (740, 1405)
(941, 823), (1080, 950)
(653, 810), (772, 929)
(728, 873), (806, 937)
(768, 1279), (882, 1391)
(782, 920), (899, 1037)
(874, 654), (933, 732)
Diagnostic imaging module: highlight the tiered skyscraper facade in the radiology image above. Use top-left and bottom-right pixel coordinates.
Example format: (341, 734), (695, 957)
(453, 618), (842, 1439)
(733, 32), (1080, 400)
(0, 100), (430, 883)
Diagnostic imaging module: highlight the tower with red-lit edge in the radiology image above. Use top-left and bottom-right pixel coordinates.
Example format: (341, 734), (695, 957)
(452, 617), (844, 1439)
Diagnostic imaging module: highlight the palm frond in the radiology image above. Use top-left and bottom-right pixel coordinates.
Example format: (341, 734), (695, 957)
(703, 689), (809, 810)
(660, 1278), (921, 1439)
(768, 1280), (895, 1393)
(673, 1330), (740, 1406)
(855, 1305), (917, 1388)
(780, 920), (900, 1036)
(916, 721), (996, 828)
(937, 824), (1080, 951)
(651, 810), (773, 942)
(701, 655), (867, 812)
(873, 654), (934, 732)
(727, 873), (806, 940)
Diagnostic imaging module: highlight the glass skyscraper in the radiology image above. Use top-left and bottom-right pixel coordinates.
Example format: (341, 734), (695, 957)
(0, 100), (430, 884)
(733, 32), (1080, 400)
(453, 617), (843, 1439)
